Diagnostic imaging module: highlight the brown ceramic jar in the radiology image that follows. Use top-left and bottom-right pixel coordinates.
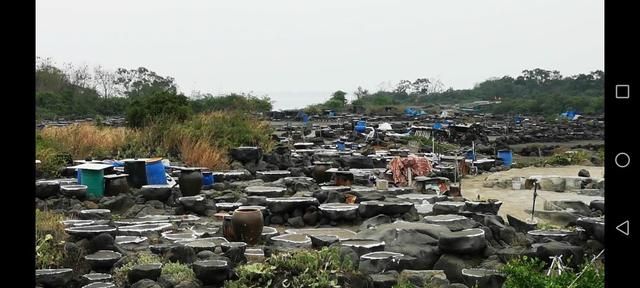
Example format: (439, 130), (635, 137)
(231, 208), (264, 245)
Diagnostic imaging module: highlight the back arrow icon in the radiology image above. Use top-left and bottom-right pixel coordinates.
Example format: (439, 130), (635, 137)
(616, 220), (630, 236)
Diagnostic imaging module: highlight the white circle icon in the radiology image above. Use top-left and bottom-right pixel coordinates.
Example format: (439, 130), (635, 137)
(615, 153), (630, 168)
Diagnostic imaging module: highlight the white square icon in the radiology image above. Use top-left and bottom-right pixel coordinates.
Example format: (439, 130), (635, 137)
(616, 84), (630, 99)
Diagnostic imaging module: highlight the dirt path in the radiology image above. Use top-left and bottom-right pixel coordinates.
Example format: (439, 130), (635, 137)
(461, 165), (604, 222)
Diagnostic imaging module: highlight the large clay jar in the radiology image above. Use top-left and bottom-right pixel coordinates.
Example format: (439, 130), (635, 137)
(222, 215), (236, 241)
(312, 162), (332, 183)
(231, 208), (264, 245)
(178, 168), (203, 196)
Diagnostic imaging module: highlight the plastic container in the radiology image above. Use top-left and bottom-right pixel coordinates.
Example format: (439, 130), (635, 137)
(355, 120), (367, 133)
(512, 177), (524, 190)
(202, 171), (214, 186)
(145, 158), (167, 185)
(497, 150), (513, 167)
(336, 141), (346, 151)
(80, 169), (105, 199)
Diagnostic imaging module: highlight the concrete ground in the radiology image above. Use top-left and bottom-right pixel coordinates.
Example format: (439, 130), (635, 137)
(461, 165), (604, 222)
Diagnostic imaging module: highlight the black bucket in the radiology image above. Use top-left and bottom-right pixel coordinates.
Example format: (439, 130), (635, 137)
(124, 160), (147, 188)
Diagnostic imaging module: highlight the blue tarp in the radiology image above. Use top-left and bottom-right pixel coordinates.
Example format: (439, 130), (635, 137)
(404, 107), (425, 117)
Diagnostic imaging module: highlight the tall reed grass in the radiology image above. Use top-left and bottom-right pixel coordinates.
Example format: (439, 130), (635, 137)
(36, 111), (275, 172)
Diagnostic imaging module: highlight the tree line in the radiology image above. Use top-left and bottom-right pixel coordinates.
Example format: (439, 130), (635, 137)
(35, 57), (273, 127)
(309, 69), (604, 116)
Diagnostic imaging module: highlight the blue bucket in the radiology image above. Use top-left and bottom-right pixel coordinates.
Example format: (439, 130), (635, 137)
(337, 141), (346, 151)
(202, 171), (214, 186)
(146, 159), (167, 185)
(497, 150), (513, 167)
(465, 150), (476, 160)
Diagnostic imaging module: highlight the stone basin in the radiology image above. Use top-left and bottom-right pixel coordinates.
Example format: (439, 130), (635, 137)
(36, 268), (73, 287)
(261, 226), (279, 242)
(215, 202), (243, 211)
(62, 219), (100, 227)
(118, 223), (173, 236)
(60, 184), (88, 199)
(423, 215), (478, 232)
(357, 201), (414, 218)
(396, 193), (439, 204)
(193, 260), (230, 285)
(82, 282), (116, 288)
(359, 251), (405, 274)
(114, 215), (200, 226)
(266, 197), (319, 213)
(66, 225), (117, 238)
(140, 184), (173, 201)
(461, 268), (506, 288)
(84, 250), (122, 270)
(319, 203), (360, 220)
(386, 187), (415, 195)
(78, 209), (112, 220)
(161, 231), (197, 242)
(115, 236), (148, 245)
(438, 228), (486, 254)
(576, 217), (605, 242)
(256, 170), (291, 181)
(349, 186), (377, 194)
(271, 233), (312, 249)
(527, 229), (578, 242)
(339, 239), (386, 256)
(190, 226), (220, 237)
(184, 237), (229, 253)
(245, 186), (286, 198)
(320, 186), (351, 192)
(432, 201), (466, 215)
(285, 228), (357, 241)
(82, 273), (113, 283)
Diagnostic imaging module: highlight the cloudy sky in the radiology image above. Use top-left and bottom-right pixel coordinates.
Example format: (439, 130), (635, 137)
(36, 0), (604, 109)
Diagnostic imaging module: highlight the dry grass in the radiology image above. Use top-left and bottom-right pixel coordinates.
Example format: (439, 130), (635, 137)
(35, 209), (68, 269)
(40, 124), (127, 159)
(179, 138), (229, 170)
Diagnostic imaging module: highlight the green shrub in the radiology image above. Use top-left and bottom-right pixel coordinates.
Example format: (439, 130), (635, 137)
(113, 252), (163, 286)
(502, 256), (604, 288)
(545, 150), (591, 166)
(161, 262), (196, 283)
(225, 247), (357, 288)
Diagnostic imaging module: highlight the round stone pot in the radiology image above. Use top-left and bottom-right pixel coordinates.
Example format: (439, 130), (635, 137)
(178, 168), (203, 196)
(231, 208), (264, 245)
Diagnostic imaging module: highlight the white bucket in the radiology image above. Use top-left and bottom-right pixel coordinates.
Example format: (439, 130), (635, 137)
(512, 177), (524, 190)
(376, 179), (389, 190)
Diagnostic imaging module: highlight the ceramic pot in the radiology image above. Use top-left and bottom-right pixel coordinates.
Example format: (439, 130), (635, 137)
(124, 160), (147, 188)
(178, 168), (203, 196)
(231, 208), (264, 245)
(105, 175), (129, 196)
(222, 215), (236, 241)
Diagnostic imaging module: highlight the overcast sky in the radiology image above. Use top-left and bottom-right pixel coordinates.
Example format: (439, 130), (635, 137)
(36, 0), (604, 110)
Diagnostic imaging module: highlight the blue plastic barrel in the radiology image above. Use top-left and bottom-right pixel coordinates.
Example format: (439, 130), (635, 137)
(146, 159), (167, 185)
(355, 120), (367, 133)
(202, 171), (214, 186)
(497, 150), (513, 167)
(337, 141), (346, 151)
